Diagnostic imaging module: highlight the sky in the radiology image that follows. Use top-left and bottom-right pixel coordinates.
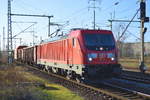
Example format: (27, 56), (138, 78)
(0, 0), (150, 49)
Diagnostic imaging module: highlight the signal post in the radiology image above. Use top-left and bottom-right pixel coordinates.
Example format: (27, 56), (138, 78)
(139, 0), (149, 72)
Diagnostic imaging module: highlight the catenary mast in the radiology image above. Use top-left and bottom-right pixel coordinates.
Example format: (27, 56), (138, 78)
(7, 0), (13, 64)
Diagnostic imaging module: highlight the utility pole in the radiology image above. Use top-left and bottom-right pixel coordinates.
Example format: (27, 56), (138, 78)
(48, 16), (51, 37)
(108, 13), (113, 31)
(7, 0), (13, 64)
(88, 0), (101, 30)
(139, 0), (149, 73)
(93, 1), (96, 30)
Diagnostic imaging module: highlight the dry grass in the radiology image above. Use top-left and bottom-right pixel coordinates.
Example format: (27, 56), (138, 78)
(0, 66), (28, 87)
(119, 57), (150, 70)
(0, 65), (83, 100)
(0, 87), (46, 100)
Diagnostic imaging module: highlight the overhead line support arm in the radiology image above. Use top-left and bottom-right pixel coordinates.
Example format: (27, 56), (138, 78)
(11, 14), (53, 18)
(108, 19), (140, 23)
(11, 13), (54, 37)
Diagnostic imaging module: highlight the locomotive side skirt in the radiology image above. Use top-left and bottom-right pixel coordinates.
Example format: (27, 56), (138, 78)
(37, 60), (84, 75)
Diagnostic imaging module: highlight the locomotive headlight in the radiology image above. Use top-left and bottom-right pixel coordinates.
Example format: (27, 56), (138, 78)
(88, 57), (93, 61)
(107, 53), (115, 61)
(87, 53), (97, 61)
(111, 57), (115, 61)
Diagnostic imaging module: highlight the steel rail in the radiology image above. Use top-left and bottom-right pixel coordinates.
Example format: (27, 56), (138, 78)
(101, 82), (150, 100)
(121, 75), (150, 84)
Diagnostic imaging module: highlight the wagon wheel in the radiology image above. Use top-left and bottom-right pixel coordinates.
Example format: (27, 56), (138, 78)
(43, 68), (47, 72)
(76, 77), (81, 83)
(66, 71), (72, 80)
(46, 68), (50, 74)
(66, 75), (71, 80)
(45, 67), (51, 74)
(76, 75), (84, 83)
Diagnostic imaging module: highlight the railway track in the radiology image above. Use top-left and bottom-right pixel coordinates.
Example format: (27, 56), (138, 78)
(119, 74), (150, 84)
(120, 70), (150, 84)
(98, 77), (150, 99)
(98, 81), (150, 100)
(21, 63), (150, 100)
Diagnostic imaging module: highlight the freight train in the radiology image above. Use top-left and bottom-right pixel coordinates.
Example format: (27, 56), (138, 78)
(14, 29), (122, 82)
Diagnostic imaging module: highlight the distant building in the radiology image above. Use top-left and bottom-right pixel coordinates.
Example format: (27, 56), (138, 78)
(119, 42), (150, 58)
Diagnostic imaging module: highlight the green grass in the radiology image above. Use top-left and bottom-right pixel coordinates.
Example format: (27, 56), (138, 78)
(39, 84), (83, 100)
(0, 65), (83, 100)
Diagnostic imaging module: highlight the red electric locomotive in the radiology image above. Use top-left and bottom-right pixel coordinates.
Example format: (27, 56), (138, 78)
(36, 29), (122, 81)
(16, 29), (122, 82)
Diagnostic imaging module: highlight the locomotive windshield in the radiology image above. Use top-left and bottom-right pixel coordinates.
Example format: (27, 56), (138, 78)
(84, 33), (115, 51)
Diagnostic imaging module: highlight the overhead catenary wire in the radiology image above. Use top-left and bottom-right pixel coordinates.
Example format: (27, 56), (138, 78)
(126, 30), (141, 40)
(12, 23), (37, 38)
(65, 1), (108, 24)
(7, 0), (150, 44)
(13, 21), (37, 34)
(15, 23), (23, 32)
(61, 7), (89, 29)
(14, 0), (90, 32)
(118, 8), (140, 40)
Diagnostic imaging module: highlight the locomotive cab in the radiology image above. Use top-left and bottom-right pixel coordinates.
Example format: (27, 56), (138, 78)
(79, 30), (122, 78)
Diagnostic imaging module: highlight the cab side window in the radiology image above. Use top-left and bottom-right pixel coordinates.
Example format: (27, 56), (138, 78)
(72, 38), (76, 47)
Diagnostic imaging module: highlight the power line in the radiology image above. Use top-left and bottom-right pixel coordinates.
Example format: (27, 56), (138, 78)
(119, 8), (140, 40)
(12, 23), (37, 38)
(126, 30), (141, 40)
(13, 21), (37, 35)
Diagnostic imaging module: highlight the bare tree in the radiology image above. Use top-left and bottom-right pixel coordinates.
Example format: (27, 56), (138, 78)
(114, 23), (129, 58)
